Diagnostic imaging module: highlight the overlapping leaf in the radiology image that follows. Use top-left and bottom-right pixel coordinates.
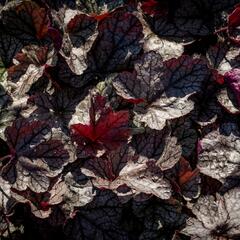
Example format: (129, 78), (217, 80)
(165, 158), (201, 200)
(8, 45), (56, 97)
(61, 12), (97, 75)
(11, 180), (67, 218)
(131, 127), (181, 170)
(133, 198), (187, 240)
(145, 0), (239, 42)
(217, 87), (240, 114)
(114, 51), (210, 130)
(1, 118), (69, 192)
(144, 0), (210, 42)
(182, 188), (240, 239)
(63, 170), (95, 215)
(70, 94), (130, 157)
(206, 41), (240, 74)
(82, 145), (172, 200)
(0, 0), (240, 238)
(47, 54), (90, 88)
(28, 89), (84, 130)
(0, 25), (23, 68)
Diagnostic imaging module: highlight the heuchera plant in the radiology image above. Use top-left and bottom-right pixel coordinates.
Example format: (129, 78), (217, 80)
(0, 0), (240, 239)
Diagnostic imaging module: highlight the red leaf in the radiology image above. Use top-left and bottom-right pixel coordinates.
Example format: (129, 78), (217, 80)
(228, 4), (240, 28)
(224, 68), (240, 106)
(212, 69), (224, 85)
(91, 12), (111, 22)
(47, 27), (63, 50)
(71, 95), (130, 156)
(15, 1), (50, 40)
(40, 201), (50, 211)
(178, 161), (199, 186)
(32, 7), (50, 39)
(123, 98), (145, 104)
(141, 0), (168, 16)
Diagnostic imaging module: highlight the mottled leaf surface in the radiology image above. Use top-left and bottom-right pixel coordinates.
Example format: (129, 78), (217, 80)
(198, 123), (240, 182)
(182, 188), (240, 239)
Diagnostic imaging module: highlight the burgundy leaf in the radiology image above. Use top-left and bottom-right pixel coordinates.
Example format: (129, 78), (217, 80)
(71, 94), (130, 157)
(141, 0), (168, 16)
(2, 1), (50, 42)
(224, 68), (240, 107)
(228, 4), (240, 28)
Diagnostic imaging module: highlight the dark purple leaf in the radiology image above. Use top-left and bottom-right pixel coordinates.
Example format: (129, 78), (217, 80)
(49, 54), (94, 89)
(87, 9), (143, 74)
(2, 1), (50, 43)
(8, 45), (56, 96)
(82, 145), (172, 200)
(170, 118), (198, 157)
(191, 83), (222, 126)
(114, 51), (209, 130)
(0, 26), (23, 68)
(28, 89), (84, 129)
(145, 0), (211, 42)
(131, 127), (181, 170)
(64, 190), (128, 240)
(1, 118), (69, 192)
(61, 13), (97, 75)
(206, 41), (240, 74)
